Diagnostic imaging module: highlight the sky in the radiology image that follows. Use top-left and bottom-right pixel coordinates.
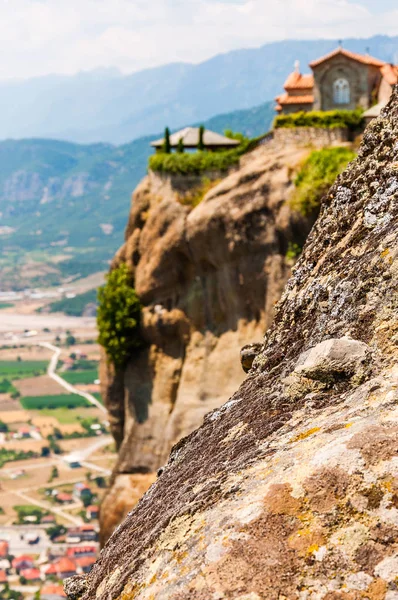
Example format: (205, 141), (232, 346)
(1, 0), (398, 81)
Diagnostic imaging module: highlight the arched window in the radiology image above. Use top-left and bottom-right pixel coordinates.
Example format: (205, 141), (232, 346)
(333, 78), (350, 104)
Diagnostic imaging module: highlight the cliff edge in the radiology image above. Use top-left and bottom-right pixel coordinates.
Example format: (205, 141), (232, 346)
(68, 89), (398, 599)
(99, 141), (312, 542)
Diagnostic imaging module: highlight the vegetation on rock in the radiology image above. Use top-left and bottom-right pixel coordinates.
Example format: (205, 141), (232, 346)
(274, 108), (364, 130)
(97, 264), (143, 368)
(290, 146), (356, 216)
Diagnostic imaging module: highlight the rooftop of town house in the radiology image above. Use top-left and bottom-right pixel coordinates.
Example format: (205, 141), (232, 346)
(87, 505), (99, 511)
(151, 127), (240, 149)
(75, 556), (96, 568)
(0, 570), (7, 583)
(54, 557), (76, 573)
(19, 567), (41, 580)
(12, 554), (34, 566)
(41, 584), (66, 598)
(0, 541), (9, 556)
(66, 545), (97, 556)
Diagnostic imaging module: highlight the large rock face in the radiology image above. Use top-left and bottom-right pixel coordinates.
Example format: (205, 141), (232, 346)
(99, 142), (312, 543)
(68, 90), (398, 599)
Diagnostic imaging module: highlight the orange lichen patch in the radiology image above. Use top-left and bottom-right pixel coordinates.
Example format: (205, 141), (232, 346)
(288, 526), (326, 556)
(263, 483), (302, 516)
(290, 426), (320, 442)
(365, 578), (388, 600)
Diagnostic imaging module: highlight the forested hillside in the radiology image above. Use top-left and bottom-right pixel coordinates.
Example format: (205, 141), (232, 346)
(0, 102), (274, 289)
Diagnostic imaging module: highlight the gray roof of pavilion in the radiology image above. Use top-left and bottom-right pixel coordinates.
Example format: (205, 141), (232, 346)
(150, 127), (240, 148)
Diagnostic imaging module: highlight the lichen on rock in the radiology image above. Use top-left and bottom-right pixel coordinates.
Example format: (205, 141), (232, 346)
(72, 90), (398, 600)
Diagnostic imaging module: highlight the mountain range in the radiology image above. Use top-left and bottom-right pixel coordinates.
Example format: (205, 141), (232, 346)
(1, 35), (398, 144)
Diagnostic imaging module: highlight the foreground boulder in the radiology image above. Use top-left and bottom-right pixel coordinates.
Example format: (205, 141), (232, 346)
(68, 90), (398, 599)
(99, 139), (313, 542)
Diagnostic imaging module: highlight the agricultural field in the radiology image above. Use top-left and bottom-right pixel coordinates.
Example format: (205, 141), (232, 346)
(0, 360), (48, 377)
(20, 394), (91, 410)
(60, 369), (98, 385)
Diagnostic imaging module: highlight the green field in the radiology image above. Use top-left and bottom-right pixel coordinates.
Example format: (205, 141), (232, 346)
(36, 407), (100, 424)
(0, 302), (14, 309)
(60, 369), (98, 385)
(20, 394), (90, 410)
(0, 360), (48, 378)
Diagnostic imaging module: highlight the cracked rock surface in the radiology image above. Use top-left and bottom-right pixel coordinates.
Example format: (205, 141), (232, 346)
(75, 90), (398, 599)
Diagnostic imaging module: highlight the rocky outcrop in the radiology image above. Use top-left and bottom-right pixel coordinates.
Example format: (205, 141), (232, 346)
(68, 90), (398, 599)
(99, 142), (313, 542)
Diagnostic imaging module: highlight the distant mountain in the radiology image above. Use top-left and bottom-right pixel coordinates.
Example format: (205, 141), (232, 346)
(1, 35), (398, 144)
(0, 101), (274, 290)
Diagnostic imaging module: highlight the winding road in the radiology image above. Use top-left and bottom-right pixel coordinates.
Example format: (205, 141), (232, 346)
(39, 342), (106, 413)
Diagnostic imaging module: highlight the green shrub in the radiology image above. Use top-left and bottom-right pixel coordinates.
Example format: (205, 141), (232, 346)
(274, 109), (364, 131)
(149, 148), (240, 175)
(97, 264), (143, 369)
(286, 242), (302, 260)
(290, 147), (357, 217)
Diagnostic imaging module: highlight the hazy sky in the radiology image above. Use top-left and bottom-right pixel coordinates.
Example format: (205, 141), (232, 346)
(1, 0), (398, 81)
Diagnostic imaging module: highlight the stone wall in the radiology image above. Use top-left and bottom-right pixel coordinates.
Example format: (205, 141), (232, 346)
(273, 126), (349, 147)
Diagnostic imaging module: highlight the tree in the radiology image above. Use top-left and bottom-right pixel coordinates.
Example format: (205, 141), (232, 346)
(163, 127), (171, 154)
(41, 446), (50, 457)
(66, 334), (76, 346)
(198, 125), (205, 151)
(177, 138), (184, 153)
(97, 264), (144, 369)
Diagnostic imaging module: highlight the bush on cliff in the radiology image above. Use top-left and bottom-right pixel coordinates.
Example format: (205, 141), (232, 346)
(148, 131), (259, 175)
(274, 108), (364, 131)
(97, 264), (143, 369)
(290, 146), (356, 217)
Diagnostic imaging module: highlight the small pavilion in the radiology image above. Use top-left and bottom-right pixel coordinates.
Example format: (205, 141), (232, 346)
(151, 127), (240, 152)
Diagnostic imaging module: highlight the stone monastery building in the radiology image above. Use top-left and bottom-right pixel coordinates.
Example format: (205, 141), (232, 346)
(275, 46), (398, 118)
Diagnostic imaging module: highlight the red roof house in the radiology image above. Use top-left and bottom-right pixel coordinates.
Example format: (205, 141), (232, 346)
(86, 505), (99, 520)
(20, 567), (42, 581)
(0, 570), (7, 583)
(66, 545), (97, 558)
(55, 493), (73, 504)
(0, 540), (9, 558)
(12, 555), (34, 571)
(75, 556), (96, 573)
(40, 584), (66, 598)
(54, 557), (77, 580)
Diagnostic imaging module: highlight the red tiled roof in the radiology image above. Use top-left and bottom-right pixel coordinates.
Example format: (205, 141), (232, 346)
(12, 555), (34, 568)
(0, 541), (9, 557)
(277, 93), (314, 105)
(56, 493), (72, 502)
(41, 584), (66, 597)
(0, 570), (7, 583)
(87, 505), (99, 512)
(43, 564), (57, 575)
(20, 568), (41, 580)
(310, 47), (385, 68)
(380, 63), (398, 86)
(75, 556), (96, 568)
(284, 72), (314, 91)
(66, 546), (96, 557)
(55, 557), (76, 573)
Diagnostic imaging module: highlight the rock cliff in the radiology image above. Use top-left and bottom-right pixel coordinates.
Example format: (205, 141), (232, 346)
(68, 90), (398, 599)
(99, 142), (313, 542)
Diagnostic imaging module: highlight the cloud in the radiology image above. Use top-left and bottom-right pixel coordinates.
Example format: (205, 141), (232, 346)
(0, 0), (397, 80)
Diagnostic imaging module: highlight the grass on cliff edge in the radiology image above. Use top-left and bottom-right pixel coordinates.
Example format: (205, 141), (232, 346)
(97, 263), (143, 369)
(290, 147), (357, 217)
